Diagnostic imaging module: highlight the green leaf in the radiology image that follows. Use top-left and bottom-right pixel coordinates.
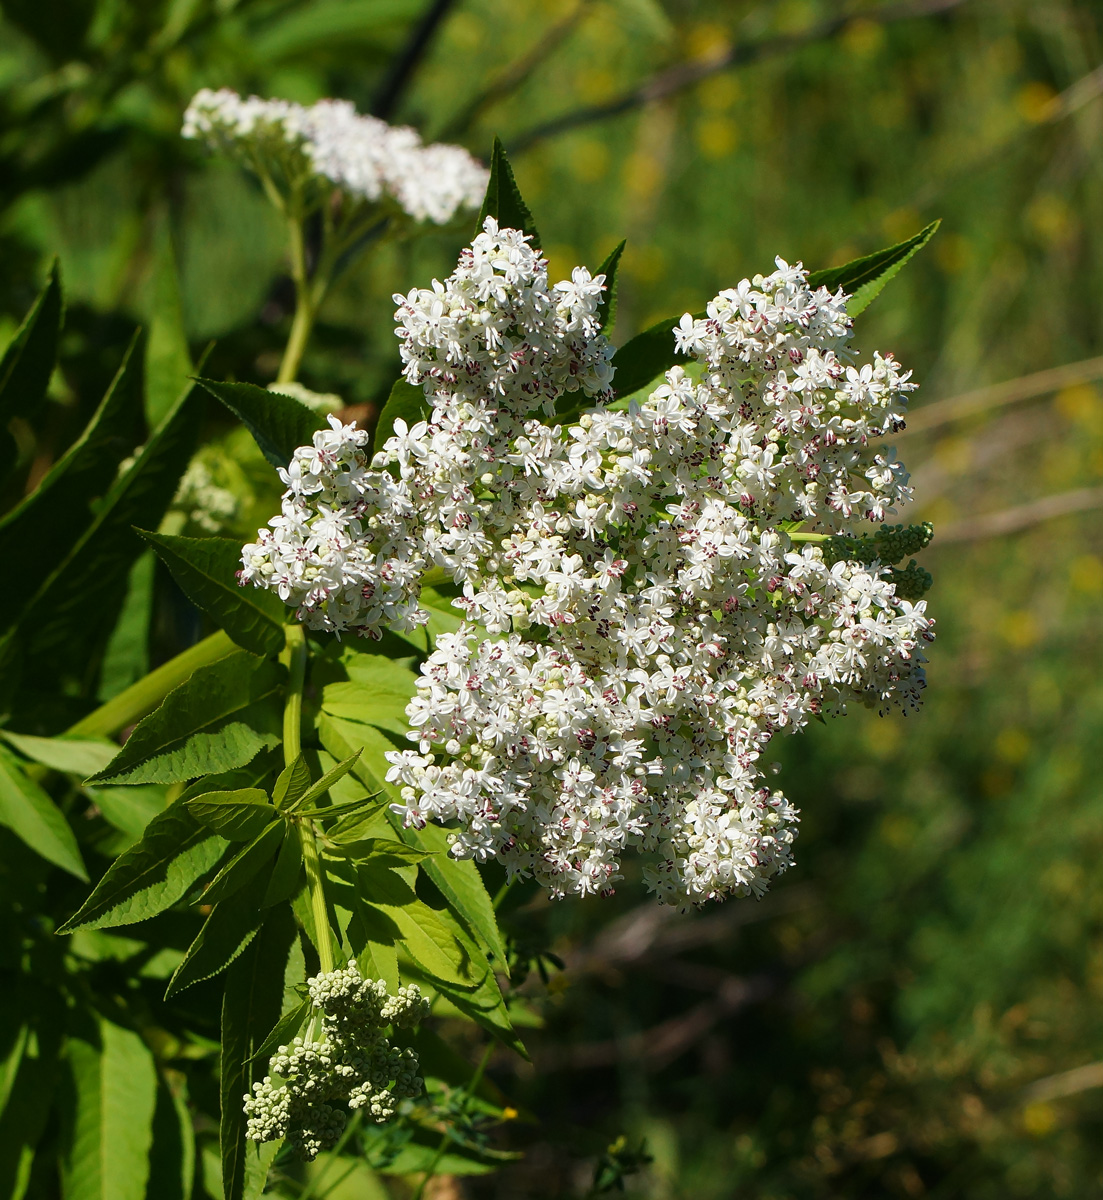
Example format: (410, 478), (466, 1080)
(283, 750), (362, 813)
(250, 0), (418, 59)
(247, 999), (309, 1065)
(0, 334), (143, 628)
(138, 531), (287, 658)
(595, 239), (626, 333)
(261, 828), (302, 907)
(85, 785), (165, 840)
(0, 259), (62, 424)
(1, 731), (117, 777)
(61, 1015), (158, 1200)
(322, 651), (419, 736)
(201, 820), (283, 905)
(389, 815), (507, 965)
(97, 550), (155, 700)
(371, 376), (427, 457)
(323, 835), (431, 863)
(317, 713), (404, 800)
(609, 311), (697, 400)
(186, 790), (274, 841)
(145, 214), (192, 427)
(199, 378), (327, 469)
(0, 745), (86, 879)
(477, 137), (540, 245)
(59, 798), (228, 933)
(166, 865), (271, 998)
(219, 909), (296, 1200)
(3, 375), (201, 676)
(272, 753), (312, 811)
(0, 990), (63, 1200)
(807, 219), (940, 316)
(146, 1076), (196, 1200)
(88, 653), (283, 786)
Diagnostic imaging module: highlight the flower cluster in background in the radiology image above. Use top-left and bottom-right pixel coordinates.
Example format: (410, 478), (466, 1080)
(244, 963), (427, 1160)
(241, 223), (934, 906)
(183, 88), (487, 224)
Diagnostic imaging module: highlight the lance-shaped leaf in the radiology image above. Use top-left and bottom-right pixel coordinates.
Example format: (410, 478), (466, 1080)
(138, 531), (287, 658)
(248, 999), (309, 1065)
(261, 828), (302, 907)
(282, 750), (362, 814)
(595, 239), (626, 333)
(166, 866), (271, 997)
(609, 311), (699, 400)
(6, 375), (201, 671)
(388, 813), (507, 966)
(1, 731), (116, 778)
(186, 790), (274, 841)
(199, 378), (327, 469)
(0, 745), (86, 880)
(200, 821), (283, 905)
(88, 653), (283, 786)
(145, 214), (191, 427)
(808, 219), (940, 316)
(322, 835), (430, 865)
(477, 137), (540, 245)
(0, 334), (144, 627)
(146, 1075), (196, 1200)
(97, 550), (155, 700)
(371, 376), (427, 457)
(219, 911), (296, 1200)
(272, 754), (312, 811)
(60, 1014), (158, 1200)
(0, 258), (62, 424)
(58, 798), (228, 933)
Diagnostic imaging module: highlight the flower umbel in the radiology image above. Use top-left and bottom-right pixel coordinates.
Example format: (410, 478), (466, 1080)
(242, 228), (935, 907)
(244, 963), (428, 1161)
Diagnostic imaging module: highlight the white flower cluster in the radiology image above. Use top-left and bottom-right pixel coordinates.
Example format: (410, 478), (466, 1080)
(244, 963), (427, 1160)
(241, 226), (934, 905)
(183, 88), (487, 224)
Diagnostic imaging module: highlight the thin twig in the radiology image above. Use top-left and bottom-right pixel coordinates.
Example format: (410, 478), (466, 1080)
(510, 0), (968, 152)
(899, 355), (1103, 437)
(1020, 1060), (1103, 1105)
(437, 0), (597, 140)
(935, 487), (1103, 543)
(373, 0), (459, 121)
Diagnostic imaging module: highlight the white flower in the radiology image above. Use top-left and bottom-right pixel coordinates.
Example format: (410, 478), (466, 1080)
(244, 236), (934, 906)
(183, 89), (486, 225)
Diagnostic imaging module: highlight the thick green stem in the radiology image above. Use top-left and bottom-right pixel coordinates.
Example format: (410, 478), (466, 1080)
(66, 630), (235, 739)
(282, 624), (334, 974)
(277, 215), (315, 385)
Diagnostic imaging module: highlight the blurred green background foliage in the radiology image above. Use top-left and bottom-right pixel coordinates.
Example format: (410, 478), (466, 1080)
(2, 0), (1102, 1196)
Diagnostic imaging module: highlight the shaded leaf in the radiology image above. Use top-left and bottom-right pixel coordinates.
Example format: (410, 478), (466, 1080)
(166, 866), (271, 997)
(477, 137), (540, 245)
(0, 744), (86, 879)
(138, 531), (286, 658)
(61, 1015), (157, 1200)
(86, 785), (165, 840)
(199, 378), (326, 469)
(595, 239), (626, 333)
(609, 311), (697, 400)
(272, 753), (312, 811)
(808, 219), (940, 316)
(0, 334), (143, 627)
(0, 259), (62, 423)
(145, 215), (192, 427)
(371, 376), (426, 458)
(186, 790), (274, 841)
(89, 653), (283, 786)
(261, 828), (302, 907)
(97, 550), (155, 700)
(59, 797), (227, 933)
(247, 999), (309, 1065)
(323, 835), (431, 863)
(220, 908), (296, 1200)
(201, 820), (283, 905)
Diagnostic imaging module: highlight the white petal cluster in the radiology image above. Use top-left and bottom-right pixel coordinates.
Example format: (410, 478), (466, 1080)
(242, 229), (934, 905)
(183, 88), (486, 224)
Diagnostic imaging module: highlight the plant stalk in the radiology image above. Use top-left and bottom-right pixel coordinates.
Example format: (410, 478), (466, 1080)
(282, 623), (335, 975)
(66, 630), (235, 739)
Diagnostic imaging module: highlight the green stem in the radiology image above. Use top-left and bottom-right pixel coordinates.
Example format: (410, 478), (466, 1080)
(277, 214), (316, 385)
(788, 531), (830, 543)
(282, 624), (335, 975)
(66, 630), (234, 739)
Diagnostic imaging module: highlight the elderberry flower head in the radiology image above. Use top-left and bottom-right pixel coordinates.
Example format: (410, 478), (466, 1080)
(242, 230), (935, 906)
(244, 961), (427, 1161)
(183, 88), (486, 225)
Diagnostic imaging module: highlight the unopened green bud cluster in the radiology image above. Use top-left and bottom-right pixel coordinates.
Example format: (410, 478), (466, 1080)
(244, 961), (429, 1160)
(822, 522), (933, 600)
